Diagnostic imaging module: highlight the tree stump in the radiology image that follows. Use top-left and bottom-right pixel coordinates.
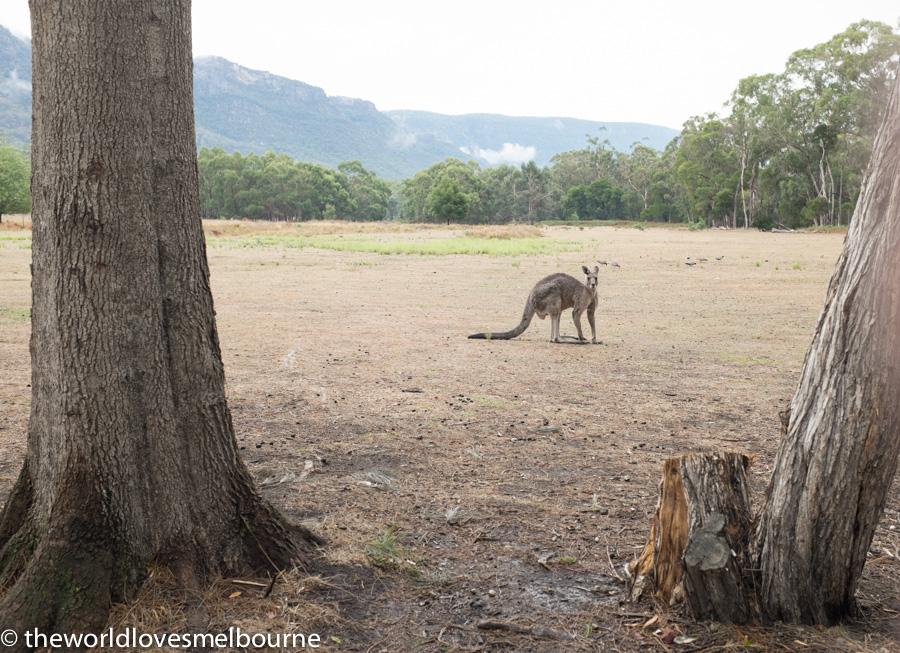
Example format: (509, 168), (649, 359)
(628, 452), (757, 623)
(628, 74), (900, 626)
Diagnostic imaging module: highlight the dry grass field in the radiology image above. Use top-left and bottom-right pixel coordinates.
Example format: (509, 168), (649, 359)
(0, 221), (897, 651)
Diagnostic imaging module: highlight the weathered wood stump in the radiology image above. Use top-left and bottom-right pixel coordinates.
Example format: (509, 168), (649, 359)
(628, 452), (758, 623)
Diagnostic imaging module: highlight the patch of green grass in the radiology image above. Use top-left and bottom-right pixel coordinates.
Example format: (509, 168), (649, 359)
(365, 528), (419, 577)
(475, 395), (508, 409)
(210, 234), (577, 256)
(0, 233), (32, 249)
(791, 261), (802, 270)
(721, 352), (778, 367)
(0, 307), (30, 323)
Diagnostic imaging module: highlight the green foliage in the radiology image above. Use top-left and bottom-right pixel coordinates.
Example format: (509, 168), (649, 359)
(427, 176), (469, 223)
(399, 158), (485, 223)
(0, 143), (30, 219)
(338, 160), (392, 221)
(800, 196), (829, 228)
(8, 21), (890, 230)
(674, 20), (900, 228)
(197, 149), (386, 220)
(562, 179), (624, 219)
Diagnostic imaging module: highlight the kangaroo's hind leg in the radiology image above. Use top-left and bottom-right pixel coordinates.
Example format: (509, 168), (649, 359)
(544, 295), (562, 343)
(550, 312), (561, 342)
(572, 308), (586, 342)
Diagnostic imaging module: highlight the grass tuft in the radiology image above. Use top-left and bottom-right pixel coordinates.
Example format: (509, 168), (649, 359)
(365, 528), (420, 576)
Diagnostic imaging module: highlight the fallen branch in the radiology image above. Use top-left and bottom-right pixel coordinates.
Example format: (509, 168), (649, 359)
(607, 545), (625, 583)
(476, 620), (573, 641)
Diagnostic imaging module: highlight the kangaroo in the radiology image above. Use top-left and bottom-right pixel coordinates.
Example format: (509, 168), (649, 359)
(468, 265), (600, 344)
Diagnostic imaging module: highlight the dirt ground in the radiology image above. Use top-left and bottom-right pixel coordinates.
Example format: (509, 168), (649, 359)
(0, 223), (897, 652)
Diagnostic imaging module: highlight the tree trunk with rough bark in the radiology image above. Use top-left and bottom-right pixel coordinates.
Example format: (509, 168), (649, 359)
(0, 0), (319, 639)
(755, 71), (900, 624)
(630, 73), (900, 625)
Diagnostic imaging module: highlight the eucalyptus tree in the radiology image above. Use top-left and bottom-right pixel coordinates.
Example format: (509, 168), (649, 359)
(0, 143), (30, 223)
(0, 0), (319, 637)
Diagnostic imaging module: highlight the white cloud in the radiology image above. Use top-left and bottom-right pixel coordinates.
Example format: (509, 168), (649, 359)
(5, 70), (29, 92)
(461, 142), (536, 165)
(388, 130), (417, 149)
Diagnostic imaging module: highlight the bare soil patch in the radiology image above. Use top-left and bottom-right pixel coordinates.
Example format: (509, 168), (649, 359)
(0, 224), (897, 651)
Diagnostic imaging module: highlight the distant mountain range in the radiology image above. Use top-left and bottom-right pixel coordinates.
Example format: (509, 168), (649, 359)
(0, 26), (30, 146)
(0, 26), (679, 178)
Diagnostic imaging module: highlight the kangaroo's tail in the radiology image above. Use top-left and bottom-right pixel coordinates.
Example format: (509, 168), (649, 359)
(468, 296), (535, 340)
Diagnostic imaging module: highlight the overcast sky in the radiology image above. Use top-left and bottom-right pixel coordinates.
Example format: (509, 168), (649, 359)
(3, 1), (898, 128)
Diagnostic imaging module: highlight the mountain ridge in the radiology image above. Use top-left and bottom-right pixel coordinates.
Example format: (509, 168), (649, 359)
(0, 26), (679, 178)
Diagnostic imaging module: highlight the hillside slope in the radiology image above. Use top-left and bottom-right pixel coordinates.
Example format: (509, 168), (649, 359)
(0, 26), (679, 177)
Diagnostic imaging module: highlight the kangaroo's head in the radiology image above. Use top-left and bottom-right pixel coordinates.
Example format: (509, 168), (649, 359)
(581, 265), (599, 290)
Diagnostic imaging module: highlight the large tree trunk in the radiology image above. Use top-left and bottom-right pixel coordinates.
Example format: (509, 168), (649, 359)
(755, 72), (900, 624)
(0, 0), (319, 638)
(630, 75), (900, 626)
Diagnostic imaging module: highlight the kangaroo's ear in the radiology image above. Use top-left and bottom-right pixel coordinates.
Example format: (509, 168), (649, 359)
(593, 265), (600, 274)
(582, 265), (590, 275)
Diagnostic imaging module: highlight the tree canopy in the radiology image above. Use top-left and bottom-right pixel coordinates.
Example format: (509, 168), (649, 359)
(8, 21), (897, 230)
(0, 143), (30, 221)
(197, 149), (390, 220)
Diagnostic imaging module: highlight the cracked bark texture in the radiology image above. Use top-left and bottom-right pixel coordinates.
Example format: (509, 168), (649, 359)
(0, 0), (319, 640)
(756, 72), (900, 624)
(629, 453), (756, 624)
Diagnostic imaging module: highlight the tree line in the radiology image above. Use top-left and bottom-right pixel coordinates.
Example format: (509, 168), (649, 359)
(0, 142), (30, 222)
(197, 149), (391, 221)
(1, 22), (896, 229)
(397, 21), (899, 229)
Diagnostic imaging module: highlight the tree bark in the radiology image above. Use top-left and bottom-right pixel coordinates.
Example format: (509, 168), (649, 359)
(630, 74), (900, 626)
(628, 458), (688, 603)
(628, 453), (756, 623)
(756, 71), (900, 624)
(679, 454), (756, 623)
(0, 0), (319, 638)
